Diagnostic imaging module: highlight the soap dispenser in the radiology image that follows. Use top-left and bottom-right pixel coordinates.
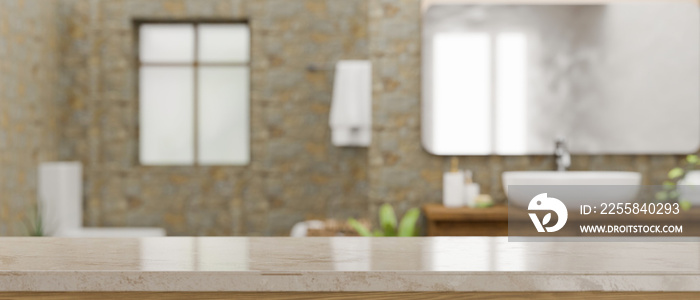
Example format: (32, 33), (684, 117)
(462, 170), (480, 208)
(443, 157), (464, 208)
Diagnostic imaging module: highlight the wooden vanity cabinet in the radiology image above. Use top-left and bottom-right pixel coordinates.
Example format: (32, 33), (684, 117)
(422, 204), (509, 236)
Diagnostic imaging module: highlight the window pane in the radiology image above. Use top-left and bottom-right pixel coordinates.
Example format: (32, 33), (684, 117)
(198, 24), (250, 63)
(432, 33), (492, 154)
(140, 66), (194, 165)
(197, 66), (249, 165)
(139, 24), (195, 63)
(496, 33), (528, 154)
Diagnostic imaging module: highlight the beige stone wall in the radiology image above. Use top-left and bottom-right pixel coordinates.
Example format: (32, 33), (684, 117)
(0, 0), (61, 235)
(57, 0), (369, 236)
(0, 0), (689, 236)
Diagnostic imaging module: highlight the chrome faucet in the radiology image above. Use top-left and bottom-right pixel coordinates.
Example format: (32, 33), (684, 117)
(555, 138), (570, 171)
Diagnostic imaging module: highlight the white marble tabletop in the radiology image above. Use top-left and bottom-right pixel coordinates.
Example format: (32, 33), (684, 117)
(1, 237), (699, 292)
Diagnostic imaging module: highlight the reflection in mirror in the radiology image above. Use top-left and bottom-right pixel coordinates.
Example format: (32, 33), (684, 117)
(496, 33), (527, 154)
(433, 32), (491, 154)
(422, 1), (700, 155)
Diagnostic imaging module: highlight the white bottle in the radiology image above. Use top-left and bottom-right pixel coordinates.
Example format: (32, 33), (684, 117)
(463, 170), (480, 208)
(443, 171), (464, 208)
(443, 157), (464, 208)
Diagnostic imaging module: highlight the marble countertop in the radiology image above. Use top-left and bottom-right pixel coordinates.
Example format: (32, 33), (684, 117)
(1, 237), (699, 292)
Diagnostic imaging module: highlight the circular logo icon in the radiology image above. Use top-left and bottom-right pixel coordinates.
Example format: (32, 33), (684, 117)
(528, 193), (568, 233)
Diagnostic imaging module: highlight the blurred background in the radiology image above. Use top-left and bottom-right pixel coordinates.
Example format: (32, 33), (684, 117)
(0, 0), (698, 237)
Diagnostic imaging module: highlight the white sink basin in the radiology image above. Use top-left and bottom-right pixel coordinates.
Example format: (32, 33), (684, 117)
(503, 171), (642, 209)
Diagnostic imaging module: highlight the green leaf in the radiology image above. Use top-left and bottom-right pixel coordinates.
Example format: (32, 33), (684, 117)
(688, 155), (700, 164)
(34, 210), (43, 237)
(379, 204), (397, 236)
(23, 203), (44, 237)
(655, 191), (668, 201)
(668, 167), (685, 179)
(347, 218), (372, 237)
(680, 199), (692, 211)
(669, 190), (680, 199)
(663, 181), (676, 190)
(397, 208), (420, 237)
(373, 229), (384, 237)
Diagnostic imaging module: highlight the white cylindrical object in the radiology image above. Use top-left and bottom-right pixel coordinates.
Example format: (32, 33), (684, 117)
(38, 162), (82, 236)
(443, 172), (464, 207)
(463, 183), (481, 208)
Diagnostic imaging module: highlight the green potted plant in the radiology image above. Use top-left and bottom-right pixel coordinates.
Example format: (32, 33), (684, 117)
(347, 203), (420, 237)
(656, 154), (700, 211)
(23, 203), (44, 236)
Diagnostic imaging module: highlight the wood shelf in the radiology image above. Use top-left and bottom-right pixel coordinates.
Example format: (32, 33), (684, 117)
(422, 204), (508, 221)
(422, 204), (508, 236)
(423, 203), (700, 236)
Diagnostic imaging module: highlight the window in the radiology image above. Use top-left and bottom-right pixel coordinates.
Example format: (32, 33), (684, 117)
(138, 22), (250, 166)
(430, 31), (527, 155)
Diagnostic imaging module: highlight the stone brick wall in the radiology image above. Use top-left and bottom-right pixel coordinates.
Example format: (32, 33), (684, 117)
(0, 0), (61, 235)
(0, 0), (688, 236)
(57, 0), (370, 236)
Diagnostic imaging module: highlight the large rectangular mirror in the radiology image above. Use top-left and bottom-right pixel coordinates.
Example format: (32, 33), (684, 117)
(422, 0), (700, 155)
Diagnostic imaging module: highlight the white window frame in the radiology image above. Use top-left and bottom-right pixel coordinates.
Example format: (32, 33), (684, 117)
(137, 20), (251, 166)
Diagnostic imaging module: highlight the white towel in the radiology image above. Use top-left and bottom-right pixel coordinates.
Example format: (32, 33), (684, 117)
(330, 60), (372, 147)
